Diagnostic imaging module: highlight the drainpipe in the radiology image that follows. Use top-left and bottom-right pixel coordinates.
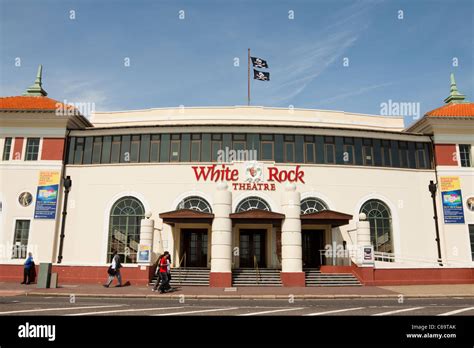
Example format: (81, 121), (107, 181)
(57, 130), (71, 264)
(428, 136), (443, 266)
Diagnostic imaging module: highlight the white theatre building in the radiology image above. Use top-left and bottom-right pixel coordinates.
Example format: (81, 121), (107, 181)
(0, 69), (473, 287)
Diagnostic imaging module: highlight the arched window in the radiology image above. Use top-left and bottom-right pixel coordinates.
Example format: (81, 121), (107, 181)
(360, 199), (393, 253)
(108, 196), (145, 263)
(177, 196), (212, 213)
(300, 197), (328, 214)
(236, 196), (271, 212)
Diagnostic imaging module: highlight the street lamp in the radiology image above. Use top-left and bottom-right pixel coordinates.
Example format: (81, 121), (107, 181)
(57, 176), (72, 264)
(428, 180), (443, 266)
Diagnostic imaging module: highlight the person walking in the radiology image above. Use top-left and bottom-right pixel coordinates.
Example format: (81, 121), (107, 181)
(21, 252), (34, 285)
(103, 250), (123, 288)
(153, 251), (170, 293)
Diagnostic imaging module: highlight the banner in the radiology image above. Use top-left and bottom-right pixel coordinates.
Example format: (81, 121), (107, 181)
(34, 171), (60, 219)
(440, 176), (465, 224)
(137, 244), (152, 263)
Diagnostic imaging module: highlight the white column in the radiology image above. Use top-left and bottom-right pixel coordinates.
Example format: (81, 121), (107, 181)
(356, 213), (372, 265)
(211, 182), (232, 273)
(139, 216), (154, 265)
(281, 183), (302, 273)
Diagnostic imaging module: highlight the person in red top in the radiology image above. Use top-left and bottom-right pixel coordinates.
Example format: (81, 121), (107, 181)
(153, 251), (170, 293)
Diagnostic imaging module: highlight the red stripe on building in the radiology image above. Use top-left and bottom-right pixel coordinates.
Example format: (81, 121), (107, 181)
(434, 144), (458, 166)
(41, 138), (65, 160)
(12, 137), (24, 160)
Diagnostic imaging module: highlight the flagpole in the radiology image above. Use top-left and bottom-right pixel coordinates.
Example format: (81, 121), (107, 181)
(248, 48), (250, 106)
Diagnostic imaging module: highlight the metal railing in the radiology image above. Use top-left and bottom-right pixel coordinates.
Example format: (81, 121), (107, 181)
(319, 249), (353, 266)
(177, 252), (186, 285)
(374, 251), (473, 267)
(253, 255), (260, 285)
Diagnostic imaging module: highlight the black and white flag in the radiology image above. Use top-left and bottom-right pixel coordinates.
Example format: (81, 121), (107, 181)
(251, 56), (269, 68)
(253, 69), (270, 81)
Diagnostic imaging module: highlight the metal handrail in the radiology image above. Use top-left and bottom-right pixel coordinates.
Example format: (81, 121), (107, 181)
(253, 255), (260, 285)
(177, 252), (186, 285)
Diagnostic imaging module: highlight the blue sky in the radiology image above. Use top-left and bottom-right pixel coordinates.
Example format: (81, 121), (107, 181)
(0, 0), (472, 126)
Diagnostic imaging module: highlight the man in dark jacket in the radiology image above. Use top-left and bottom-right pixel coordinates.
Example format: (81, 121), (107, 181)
(21, 252), (34, 285)
(103, 250), (123, 288)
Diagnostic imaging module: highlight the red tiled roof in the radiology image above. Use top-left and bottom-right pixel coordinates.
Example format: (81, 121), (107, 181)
(426, 103), (474, 117)
(0, 96), (70, 111)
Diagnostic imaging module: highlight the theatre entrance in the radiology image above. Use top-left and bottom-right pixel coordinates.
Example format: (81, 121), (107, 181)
(181, 228), (208, 268)
(239, 229), (266, 268)
(302, 229), (325, 268)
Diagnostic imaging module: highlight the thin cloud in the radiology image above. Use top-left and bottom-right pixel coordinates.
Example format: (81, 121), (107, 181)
(318, 82), (394, 105)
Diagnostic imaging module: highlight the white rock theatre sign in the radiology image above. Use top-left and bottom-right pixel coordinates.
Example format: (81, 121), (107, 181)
(192, 161), (305, 191)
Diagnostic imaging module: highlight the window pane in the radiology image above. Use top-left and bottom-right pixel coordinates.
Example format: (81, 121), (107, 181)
(305, 143), (315, 163)
(191, 140), (200, 162)
(354, 138), (363, 165)
(170, 140), (180, 162)
(83, 137), (93, 164)
(120, 135), (131, 163)
(211, 141), (221, 162)
(180, 134), (190, 162)
(74, 137), (84, 164)
(325, 144), (335, 164)
(274, 134), (284, 163)
(25, 138), (40, 161)
(92, 137), (102, 164)
(261, 142), (274, 161)
(343, 144), (354, 164)
(129, 135), (140, 163)
(12, 220), (30, 259)
(110, 136), (121, 163)
(285, 143), (295, 162)
(101, 136), (111, 163)
(160, 134), (170, 162)
(150, 134), (160, 162)
(2, 137), (12, 161)
(67, 137), (76, 164)
(315, 135), (324, 164)
(295, 135), (304, 163)
(335, 136), (344, 164)
(139, 134), (150, 163)
(201, 134), (211, 162)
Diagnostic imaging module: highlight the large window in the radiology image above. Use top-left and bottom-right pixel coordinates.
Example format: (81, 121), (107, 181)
(66, 134), (432, 170)
(211, 134), (222, 162)
(177, 196), (212, 213)
(381, 140), (392, 167)
(2, 137), (12, 161)
(399, 141), (409, 168)
(170, 134), (180, 162)
(25, 138), (40, 161)
(12, 220), (30, 259)
(300, 197), (328, 214)
(343, 137), (354, 165)
(324, 136), (335, 164)
(261, 134), (274, 161)
(107, 197), (145, 263)
(362, 138), (373, 166)
(360, 200), (393, 253)
(236, 196), (271, 212)
(460, 144), (472, 167)
(304, 136), (315, 163)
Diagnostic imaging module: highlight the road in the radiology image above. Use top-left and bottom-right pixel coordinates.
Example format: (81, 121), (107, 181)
(0, 296), (473, 316)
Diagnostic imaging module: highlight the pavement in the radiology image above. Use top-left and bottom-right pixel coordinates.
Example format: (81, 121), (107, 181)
(0, 281), (472, 299)
(0, 296), (473, 316)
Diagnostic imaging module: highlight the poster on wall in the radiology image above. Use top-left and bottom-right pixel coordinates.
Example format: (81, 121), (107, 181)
(34, 171), (60, 219)
(137, 244), (151, 263)
(440, 176), (465, 224)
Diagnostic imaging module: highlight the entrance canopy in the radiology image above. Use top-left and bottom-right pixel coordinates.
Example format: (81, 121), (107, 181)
(230, 209), (285, 225)
(300, 210), (352, 227)
(159, 209), (214, 226)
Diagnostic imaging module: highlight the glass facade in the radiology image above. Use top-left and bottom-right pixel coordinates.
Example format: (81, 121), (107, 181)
(66, 132), (433, 169)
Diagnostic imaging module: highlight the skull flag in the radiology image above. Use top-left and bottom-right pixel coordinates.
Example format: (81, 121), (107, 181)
(251, 57), (269, 68)
(253, 69), (270, 81)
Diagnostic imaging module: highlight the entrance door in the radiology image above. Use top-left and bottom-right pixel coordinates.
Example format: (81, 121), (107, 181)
(181, 229), (208, 268)
(239, 229), (266, 268)
(302, 229), (324, 268)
